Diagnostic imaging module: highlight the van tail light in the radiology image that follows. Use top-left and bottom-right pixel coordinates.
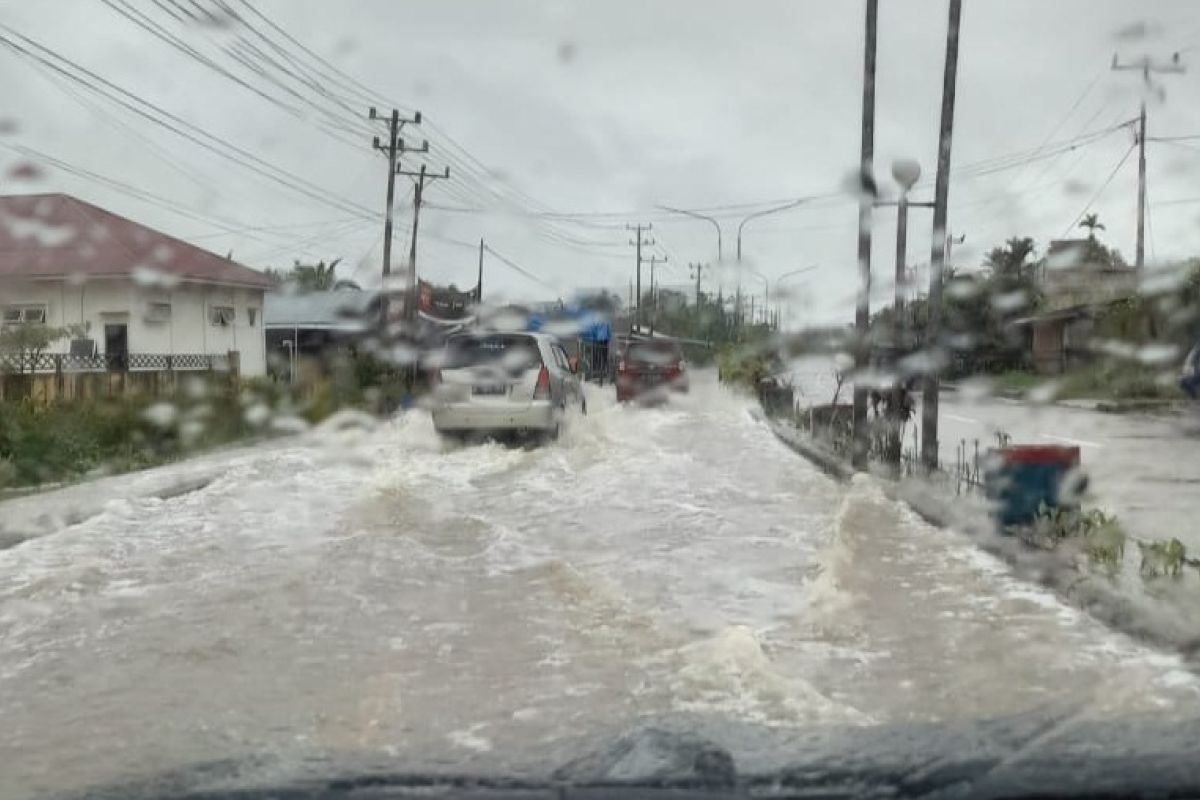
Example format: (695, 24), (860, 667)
(533, 365), (551, 399)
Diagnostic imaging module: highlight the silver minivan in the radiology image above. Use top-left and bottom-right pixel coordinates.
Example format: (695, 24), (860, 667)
(431, 331), (585, 441)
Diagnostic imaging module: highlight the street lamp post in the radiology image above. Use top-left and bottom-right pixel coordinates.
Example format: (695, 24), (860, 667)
(734, 199), (809, 325)
(774, 264), (819, 329)
(746, 269), (770, 326)
(890, 159), (921, 350)
(657, 206), (723, 262)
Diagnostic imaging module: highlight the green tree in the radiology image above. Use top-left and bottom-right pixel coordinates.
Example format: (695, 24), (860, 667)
(0, 323), (75, 373)
(984, 236), (1036, 281)
(1079, 212), (1106, 241)
(271, 258), (360, 291)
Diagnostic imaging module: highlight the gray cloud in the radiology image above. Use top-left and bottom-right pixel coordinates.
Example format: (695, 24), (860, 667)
(2, 0), (1198, 321)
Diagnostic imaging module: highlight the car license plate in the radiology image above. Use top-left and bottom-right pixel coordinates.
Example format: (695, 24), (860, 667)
(473, 384), (507, 396)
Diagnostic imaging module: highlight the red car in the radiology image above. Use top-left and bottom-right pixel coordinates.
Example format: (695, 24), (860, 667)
(615, 339), (689, 402)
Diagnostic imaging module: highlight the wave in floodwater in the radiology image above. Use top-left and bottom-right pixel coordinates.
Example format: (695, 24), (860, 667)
(2, 371), (1200, 799)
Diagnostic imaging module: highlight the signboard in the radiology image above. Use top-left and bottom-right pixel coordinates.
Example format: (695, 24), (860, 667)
(417, 280), (479, 322)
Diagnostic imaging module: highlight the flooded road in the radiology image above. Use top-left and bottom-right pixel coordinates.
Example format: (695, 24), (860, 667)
(1, 373), (1197, 797)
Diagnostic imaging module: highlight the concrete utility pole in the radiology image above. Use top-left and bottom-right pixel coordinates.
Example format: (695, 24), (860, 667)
(397, 162), (451, 321)
(626, 223), (655, 331)
(476, 238), (484, 303)
(368, 107), (421, 325)
(852, 0), (879, 471)
(1112, 52), (1186, 270)
(649, 254), (667, 334)
(921, 0), (963, 473)
(690, 262), (705, 308)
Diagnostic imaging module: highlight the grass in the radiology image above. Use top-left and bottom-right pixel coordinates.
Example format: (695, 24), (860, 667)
(1055, 360), (1183, 402)
(970, 361), (1183, 404)
(990, 370), (1044, 394)
(0, 353), (419, 490)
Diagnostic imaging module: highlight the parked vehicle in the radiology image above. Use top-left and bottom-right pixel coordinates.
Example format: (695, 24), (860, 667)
(615, 338), (688, 403)
(432, 332), (585, 442)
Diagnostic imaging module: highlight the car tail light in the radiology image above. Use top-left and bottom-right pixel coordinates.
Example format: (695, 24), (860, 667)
(533, 365), (551, 399)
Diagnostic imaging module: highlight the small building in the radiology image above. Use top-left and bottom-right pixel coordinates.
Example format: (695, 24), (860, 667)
(263, 289), (379, 379)
(1013, 239), (1137, 375)
(1041, 239), (1137, 308)
(1014, 303), (1101, 375)
(0, 193), (270, 375)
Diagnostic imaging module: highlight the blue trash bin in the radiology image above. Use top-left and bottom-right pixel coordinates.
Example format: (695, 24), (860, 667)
(985, 445), (1083, 528)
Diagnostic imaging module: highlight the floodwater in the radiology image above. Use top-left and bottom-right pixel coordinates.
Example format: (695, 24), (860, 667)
(1, 372), (1197, 797)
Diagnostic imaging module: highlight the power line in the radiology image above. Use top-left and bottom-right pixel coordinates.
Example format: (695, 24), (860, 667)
(481, 244), (557, 291)
(1002, 68), (1105, 195)
(1060, 143), (1136, 238)
(0, 24), (380, 220)
(0, 141), (293, 246)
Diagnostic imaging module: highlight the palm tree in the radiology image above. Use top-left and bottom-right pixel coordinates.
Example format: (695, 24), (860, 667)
(287, 258), (360, 291)
(1079, 213), (1106, 241)
(983, 237), (1035, 279)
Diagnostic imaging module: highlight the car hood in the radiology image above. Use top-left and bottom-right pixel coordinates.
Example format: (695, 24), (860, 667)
(63, 710), (1200, 799)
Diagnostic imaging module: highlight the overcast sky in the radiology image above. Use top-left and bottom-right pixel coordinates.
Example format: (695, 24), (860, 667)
(3, 0), (1200, 322)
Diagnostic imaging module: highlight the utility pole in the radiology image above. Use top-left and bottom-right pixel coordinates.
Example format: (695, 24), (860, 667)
(1112, 52), (1185, 270)
(397, 162), (451, 321)
(368, 107), (421, 325)
(477, 238), (484, 303)
(626, 223), (654, 331)
(648, 254), (667, 334)
(690, 262), (705, 308)
(851, 0), (879, 471)
(921, 0), (963, 473)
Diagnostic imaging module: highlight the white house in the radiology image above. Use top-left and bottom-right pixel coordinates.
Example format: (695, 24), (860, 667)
(0, 193), (269, 375)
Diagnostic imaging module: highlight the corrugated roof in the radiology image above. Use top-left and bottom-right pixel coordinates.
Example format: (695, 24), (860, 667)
(263, 289), (379, 330)
(0, 193), (272, 288)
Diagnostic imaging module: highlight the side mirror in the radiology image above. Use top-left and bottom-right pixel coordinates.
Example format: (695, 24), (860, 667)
(568, 355), (579, 374)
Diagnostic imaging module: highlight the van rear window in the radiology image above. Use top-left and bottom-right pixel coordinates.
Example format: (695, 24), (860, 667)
(445, 335), (542, 371)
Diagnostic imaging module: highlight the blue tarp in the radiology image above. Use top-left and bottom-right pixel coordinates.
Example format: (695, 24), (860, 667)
(524, 309), (611, 343)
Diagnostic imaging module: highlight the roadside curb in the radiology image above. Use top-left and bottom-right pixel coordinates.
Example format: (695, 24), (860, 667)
(763, 409), (1200, 657)
(0, 471), (220, 552)
(766, 419), (853, 482)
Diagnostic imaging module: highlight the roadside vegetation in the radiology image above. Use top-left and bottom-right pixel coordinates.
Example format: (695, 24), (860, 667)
(0, 350), (409, 491)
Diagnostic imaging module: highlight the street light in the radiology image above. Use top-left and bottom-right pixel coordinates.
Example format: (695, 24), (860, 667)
(892, 159), (920, 348)
(774, 264), (819, 327)
(877, 159), (934, 350)
(657, 205), (723, 262)
(734, 199), (808, 326)
(735, 199), (808, 263)
(745, 268), (769, 325)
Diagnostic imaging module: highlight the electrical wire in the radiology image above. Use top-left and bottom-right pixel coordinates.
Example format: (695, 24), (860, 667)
(1060, 143), (1137, 238)
(481, 244), (558, 291)
(0, 24), (380, 220)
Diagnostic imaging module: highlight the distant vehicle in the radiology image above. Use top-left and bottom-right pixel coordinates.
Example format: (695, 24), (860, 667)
(1181, 342), (1200, 400)
(615, 338), (688, 403)
(432, 331), (585, 442)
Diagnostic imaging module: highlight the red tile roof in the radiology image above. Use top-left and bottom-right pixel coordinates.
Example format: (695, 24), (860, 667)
(0, 193), (272, 289)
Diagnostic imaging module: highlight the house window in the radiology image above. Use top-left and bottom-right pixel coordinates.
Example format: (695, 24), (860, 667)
(209, 305), (235, 326)
(146, 302), (172, 323)
(247, 307), (258, 327)
(2, 304), (47, 325)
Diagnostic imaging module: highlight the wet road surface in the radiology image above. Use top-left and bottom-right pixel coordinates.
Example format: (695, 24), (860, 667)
(1, 373), (1197, 797)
